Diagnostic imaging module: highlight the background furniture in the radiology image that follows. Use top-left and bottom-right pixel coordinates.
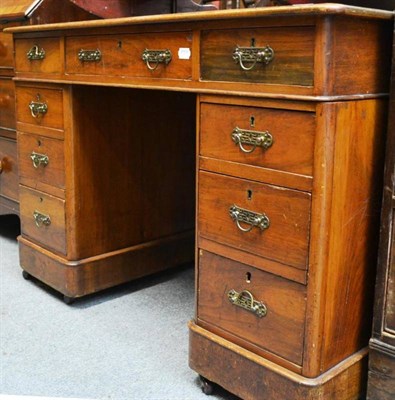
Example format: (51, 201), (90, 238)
(367, 22), (395, 400)
(0, 0), (99, 217)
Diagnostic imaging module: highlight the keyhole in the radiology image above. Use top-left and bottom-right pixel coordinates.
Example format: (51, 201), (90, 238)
(246, 272), (252, 283)
(250, 38), (255, 47)
(250, 116), (255, 127)
(247, 189), (253, 200)
(39, 197), (43, 203)
(117, 40), (122, 49)
(37, 140), (41, 147)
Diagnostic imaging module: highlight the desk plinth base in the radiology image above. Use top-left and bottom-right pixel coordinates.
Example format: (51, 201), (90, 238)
(18, 231), (194, 300)
(189, 321), (367, 400)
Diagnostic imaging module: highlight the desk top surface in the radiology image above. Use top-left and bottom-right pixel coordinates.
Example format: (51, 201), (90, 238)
(5, 3), (393, 34)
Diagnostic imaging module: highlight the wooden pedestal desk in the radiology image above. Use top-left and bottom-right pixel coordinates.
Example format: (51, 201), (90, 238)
(6, 4), (393, 398)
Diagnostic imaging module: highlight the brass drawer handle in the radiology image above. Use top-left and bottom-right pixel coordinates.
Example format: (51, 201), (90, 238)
(229, 204), (270, 233)
(27, 45), (45, 61)
(232, 45), (274, 71)
(29, 100), (48, 118)
(228, 289), (267, 318)
(30, 152), (49, 168)
(231, 127), (273, 153)
(78, 49), (102, 62)
(33, 210), (51, 227)
(141, 49), (172, 71)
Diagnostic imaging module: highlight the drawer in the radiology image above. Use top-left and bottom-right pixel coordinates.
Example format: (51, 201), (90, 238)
(16, 86), (64, 131)
(14, 38), (62, 74)
(18, 132), (65, 190)
(201, 27), (314, 86)
(197, 250), (306, 366)
(65, 32), (192, 79)
(0, 78), (16, 132)
(200, 102), (315, 176)
(19, 185), (66, 255)
(0, 137), (18, 202)
(198, 171), (311, 270)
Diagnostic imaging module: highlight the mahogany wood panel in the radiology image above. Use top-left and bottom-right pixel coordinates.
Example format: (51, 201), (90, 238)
(18, 132), (65, 191)
(0, 137), (18, 202)
(65, 32), (193, 79)
(0, 78), (16, 133)
(66, 86), (196, 260)
(19, 185), (66, 255)
(14, 37), (62, 75)
(329, 17), (392, 96)
(197, 250), (306, 365)
(303, 99), (387, 377)
(198, 170), (311, 271)
(0, 30), (14, 70)
(15, 85), (64, 131)
(200, 101), (315, 177)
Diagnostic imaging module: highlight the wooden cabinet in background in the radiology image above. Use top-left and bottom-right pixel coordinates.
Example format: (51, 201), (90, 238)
(0, 0), (98, 216)
(367, 23), (395, 400)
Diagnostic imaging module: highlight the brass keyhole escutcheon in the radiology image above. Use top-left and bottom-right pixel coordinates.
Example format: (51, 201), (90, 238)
(246, 272), (252, 283)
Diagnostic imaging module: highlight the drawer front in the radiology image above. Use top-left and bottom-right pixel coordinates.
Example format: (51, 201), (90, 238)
(16, 86), (64, 131)
(19, 185), (66, 255)
(200, 102), (315, 176)
(201, 27), (314, 86)
(198, 171), (311, 270)
(0, 78), (16, 132)
(0, 137), (18, 202)
(14, 38), (62, 74)
(18, 132), (65, 189)
(65, 32), (192, 79)
(198, 250), (306, 365)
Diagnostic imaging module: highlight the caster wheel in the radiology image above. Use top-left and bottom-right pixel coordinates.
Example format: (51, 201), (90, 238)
(200, 375), (214, 395)
(63, 295), (75, 305)
(22, 270), (31, 280)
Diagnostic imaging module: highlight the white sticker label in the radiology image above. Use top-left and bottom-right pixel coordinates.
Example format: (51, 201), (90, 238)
(178, 47), (191, 60)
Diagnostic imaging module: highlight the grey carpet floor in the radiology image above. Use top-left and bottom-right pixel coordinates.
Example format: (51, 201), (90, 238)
(0, 215), (239, 400)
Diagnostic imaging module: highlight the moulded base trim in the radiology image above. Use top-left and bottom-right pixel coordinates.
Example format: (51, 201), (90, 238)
(18, 231), (194, 298)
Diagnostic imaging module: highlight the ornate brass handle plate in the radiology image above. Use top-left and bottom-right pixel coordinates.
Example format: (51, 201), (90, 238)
(33, 210), (51, 228)
(78, 49), (102, 62)
(228, 289), (267, 318)
(232, 45), (274, 71)
(29, 100), (48, 118)
(229, 204), (270, 233)
(27, 45), (45, 60)
(30, 152), (49, 168)
(141, 49), (172, 71)
(231, 127), (273, 153)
